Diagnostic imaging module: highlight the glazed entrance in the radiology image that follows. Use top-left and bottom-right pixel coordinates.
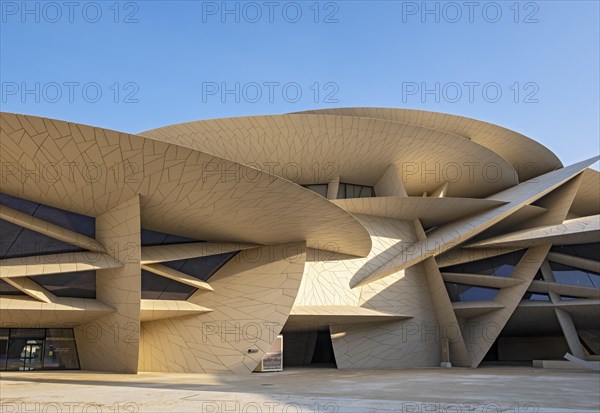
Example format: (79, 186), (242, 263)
(0, 328), (80, 371)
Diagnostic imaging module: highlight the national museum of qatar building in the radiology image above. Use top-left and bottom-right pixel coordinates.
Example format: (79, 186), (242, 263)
(0, 108), (598, 373)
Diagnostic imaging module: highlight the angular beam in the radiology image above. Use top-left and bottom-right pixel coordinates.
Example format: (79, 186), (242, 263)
(452, 301), (505, 318)
(554, 299), (600, 308)
(333, 197), (505, 228)
(528, 280), (600, 299)
(0, 252), (122, 278)
(546, 252), (600, 274)
(437, 247), (522, 268)
(2, 276), (56, 303)
(0, 204), (106, 253)
(140, 300), (212, 322)
(0, 296), (114, 327)
(141, 242), (257, 264)
(467, 215), (600, 249)
(441, 272), (525, 289)
(141, 263), (213, 292)
(517, 299), (600, 308)
(351, 157), (598, 288)
(471, 204), (548, 241)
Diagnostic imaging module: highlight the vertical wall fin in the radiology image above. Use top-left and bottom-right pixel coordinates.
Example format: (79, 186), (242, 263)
(327, 176), (340, 200)
(74, 195), (141, 373)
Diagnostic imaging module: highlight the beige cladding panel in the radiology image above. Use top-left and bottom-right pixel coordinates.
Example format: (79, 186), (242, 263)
(74, 195), (141, 373)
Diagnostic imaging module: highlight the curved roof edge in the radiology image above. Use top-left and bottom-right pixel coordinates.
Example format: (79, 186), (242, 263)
(0, 111), (373, 257)
(292, 107), (563, 182)
(141, 112), (519, 198)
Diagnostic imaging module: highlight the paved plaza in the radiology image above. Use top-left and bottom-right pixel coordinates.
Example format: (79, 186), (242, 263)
(1, 367), (599, 412)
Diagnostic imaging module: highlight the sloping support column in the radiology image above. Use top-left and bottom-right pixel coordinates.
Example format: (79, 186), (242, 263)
(138, 242), (306, 374)
(542, 260), (588, 359)
(555, 308), (586, 359)
(421, 258), (470, 367)
(74, 195), (141, 373)
(327, 176), (340, 200)
(414, 220), (470, 366)
(464, 244), (551, 367)
(540, 259), (555, 283)
(374, 164), (408, 197)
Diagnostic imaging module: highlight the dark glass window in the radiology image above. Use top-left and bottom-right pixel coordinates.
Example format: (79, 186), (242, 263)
(2, 328), (79, 371)
(551, 243), (599, 261)
(445, 282), (500, 302)
(141, 270), (197, 300)
(302, 184), (329, 198)
(32, 271), (96, 298)
(549, 262), (600, 288)
(141, 252), (237, 300)
(337, 183), (375, 199)
(440, 250), (526, 277)
(141, 228), (201, 246)
(6, 329), (45, 371)
(0, 193), (95, 238)
(0, 219), (84, 259)
(0, 279), (25, 295)
(522, 292), (551, 301)
(162, 252), (237, 282)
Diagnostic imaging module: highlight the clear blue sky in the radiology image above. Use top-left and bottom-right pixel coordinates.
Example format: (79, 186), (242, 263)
(1, 1), (599, 167)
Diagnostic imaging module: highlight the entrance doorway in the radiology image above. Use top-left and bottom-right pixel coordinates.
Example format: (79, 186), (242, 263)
(1, 328), (80, 371)
(283, 329), (337, 368)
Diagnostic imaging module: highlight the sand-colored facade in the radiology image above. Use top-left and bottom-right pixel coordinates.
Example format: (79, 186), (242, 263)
(0, 109), (598, 373)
